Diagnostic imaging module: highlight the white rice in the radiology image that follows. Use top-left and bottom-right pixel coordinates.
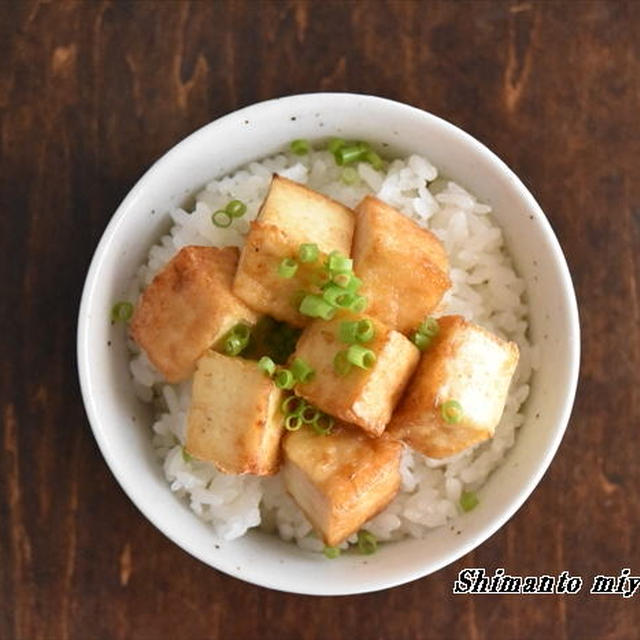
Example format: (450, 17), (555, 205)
(127, 147), (537, 551)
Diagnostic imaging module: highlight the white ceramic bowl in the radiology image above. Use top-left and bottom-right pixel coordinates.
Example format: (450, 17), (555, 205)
(77, 93), (580, 595)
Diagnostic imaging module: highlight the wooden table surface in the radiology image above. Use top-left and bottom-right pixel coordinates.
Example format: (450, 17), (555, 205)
(2, 1), (639, 638)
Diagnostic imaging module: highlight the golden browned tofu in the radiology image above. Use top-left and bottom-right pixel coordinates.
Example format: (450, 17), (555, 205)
(233, 175), (355, 327)
(352, 196), (451, 334)
(185, 351), (284, 475)
(282, 423), (402, 546)
(130, 246), (257, 383)
(292, 315), (420, 436)
(387, 315), (519, 458)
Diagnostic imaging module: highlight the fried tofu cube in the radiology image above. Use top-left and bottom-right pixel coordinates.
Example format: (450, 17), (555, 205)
(292, 315), (420, 436)
(130, 246), (258, 383)
(233, 175), (355, 327)
(387, 315), (519, 458)
(352, 196), (451, 334)
(185, 351), (284, 475)
(282, 423), (402, 546)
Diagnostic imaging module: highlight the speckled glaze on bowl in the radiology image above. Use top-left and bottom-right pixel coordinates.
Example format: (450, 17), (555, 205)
(77, 93), (580, 595)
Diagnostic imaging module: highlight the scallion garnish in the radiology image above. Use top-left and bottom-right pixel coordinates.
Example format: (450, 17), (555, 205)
(311, 412), (334, 435)
(300, 405), (320, 424)
(460, 490), (479, 512)
(327, 251), (353, 274)
(212, 210), (232, 228)
(333, 350), (352, 376)
(290, 139), (310, 155)
(412, 332), (430, 350)
(346, 344), (376, 369)
(298, 243), (319, 263)
(181, 447), (193, 463)
(365, 150), (384, 170)
(341, 166), (359, 185)
(281, 395), (305, 416)
(257, 356), (276, 377)
(332, 272), (361, 291)
(338, 319), (375, 344)
(328, 137), (346, 154)
(111, 301), (134, 323)
(299, 294), (336, 320)
(278, 257), (298, 278)
(357, 530), (377, 555)
(284, 414), (303, 431)
(323, 545), (341, 559)
(221, 323), (251, 356)
(322, 285), (354, 308)
(418, 317), (439, 338)
(225, 199), (247, 218)
(349, 295), (368, 313)
(441, 399), (463, 424)
(335, 144), (365, 166)
(275, 368), (296, 390)
(291, 357), (315, 383)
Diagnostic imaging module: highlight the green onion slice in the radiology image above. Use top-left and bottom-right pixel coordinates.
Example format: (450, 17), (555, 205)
(275, 368), (296, 390)
(300, 405), (320, 424)
(311, 413), (334, 435)
(225, 199), (247, 218)
(336, 145), (365, 166)
(328, 137), (346, 154)
(111, 301), (133, 323)
(299, 294), (336, 320)
(323, 545), (341, 559)
(222, 323), (251, 356)
(339, 319), (376, 345)
(460, 490), (479, 512)
(298, 243), (319, 263)
(181, 447), (193, 463)
(291, 357), (315, 383)
(441, 399), (464, 424)
(281, 395), (306, 416)
(290, 139), (310, 155)
(284, 414), (303, 431)
(357, 530), (378, 555)
(333, 350), (352, 376)
(258, 356), (276, 377)
(332, 272), (361, 291)
(278, 257), (298, 278)
(418, 317), (439, 338)
(341, 166), (359, 185)
(346, 344), (376, 369)
(212, 210), (232, 228)
(322, 285), (354, 308)
(365, 150), (384, 170)
(412, 331), (431, 351)
(327, 251), (353, 274)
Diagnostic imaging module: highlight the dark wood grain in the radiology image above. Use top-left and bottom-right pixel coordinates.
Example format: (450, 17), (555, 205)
(1, 1), (639, 638)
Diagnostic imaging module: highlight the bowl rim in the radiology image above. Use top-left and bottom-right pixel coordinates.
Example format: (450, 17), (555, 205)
(77, 92), (580, 594)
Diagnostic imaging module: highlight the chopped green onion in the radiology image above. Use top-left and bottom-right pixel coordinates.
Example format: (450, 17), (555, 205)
(290, 139), (310, 155)
(412, 331), (431, 351)
(225, 199), (247, 218)
(284, 414), (303, 431)
(212, 210), (232, 228)
(332, 272), (361, 291)
(418, 317), (439, 338)
(314, 270), (332, 288)
(356, 319), (374, 342)
(275, 368), (296, 390)
(281, 395), (305, 416)
(257, 356), (276, 377)
(349, 295), (368, 313)
(460, 490), (479, 512)
(322, 285), (354, 308)
(365, 150), (384, 170)
(333, 350), (352, 376)
(323, 545), (341, 559)
(441, 399), (464, 424)
(300, 405), (320, 424)
(222, 323), (251, 356)
(111, 301), (133, 323)
(327, 251), (353, 274)
(311, 413), (334, 435)
(346, 344), (376, 369)
(357, 530), (377, 555)
(341, 166), (359, 185)
(299, 294), (336, 320)
(298, 243), (319, 263)
(291, 357), (315, 383)
(328, 137), (346, 154)
(335, 145), (366, 166)
(356, 141), (370, 153)
(278, 257), (298, 278)
(339, 320), (359, 344)
(181, 447), (193, 463)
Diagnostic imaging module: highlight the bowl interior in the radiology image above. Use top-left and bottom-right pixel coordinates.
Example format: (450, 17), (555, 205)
(78, 93), (579, 595)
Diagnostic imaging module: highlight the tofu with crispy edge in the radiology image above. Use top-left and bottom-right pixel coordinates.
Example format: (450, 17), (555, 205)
(387, 315), (519, 458)
(233, 175), (355, 327)
(185, 351), (284, 475)
(130, 246), (258, 383)
(282, 422), (402, 546)
(292, 315), (420, 436)
(352, 196), (451, 334)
